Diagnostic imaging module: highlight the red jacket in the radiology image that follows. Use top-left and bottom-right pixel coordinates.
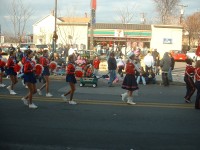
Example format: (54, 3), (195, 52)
(7, 56), (16, 68)
(40, 57), (49, 67)
(21, 56), (27, 65)
(67, 63), (75, 75)
(93, 59), (100, 69)
(125, 62), (135, 75)
(24, 59), (35, 74)
(185, 65), (195, 77)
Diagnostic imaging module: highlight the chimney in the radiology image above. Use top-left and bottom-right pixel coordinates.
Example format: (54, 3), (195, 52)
(85, 12), (87, 18)
(51, 10), (55, 16)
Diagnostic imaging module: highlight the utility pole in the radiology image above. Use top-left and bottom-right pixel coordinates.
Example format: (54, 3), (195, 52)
(90, 0), (96, 50)
(178, 4), (188, 24)
(52, 0), (58, 60)
(140, 13), (146, 24)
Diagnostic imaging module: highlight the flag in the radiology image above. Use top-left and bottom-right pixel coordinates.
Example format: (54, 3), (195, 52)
(91, 0), (96, 10)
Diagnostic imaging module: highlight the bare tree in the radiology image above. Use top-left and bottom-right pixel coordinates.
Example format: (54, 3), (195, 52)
(153, 0), (180, 24)
(114, 0), (138, 54)
(115, 1), (137, 24)
(8, 0), (33, 44)
(57, 7), (85, 47)
(184, 12), (200, 48)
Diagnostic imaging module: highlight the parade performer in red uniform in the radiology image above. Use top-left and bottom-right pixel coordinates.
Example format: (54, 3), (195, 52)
(37, 50), (53, 97)
(184, 59), (195, 103)
(61, 55), (77, 105)
(21, 50), (38, 109)
(121, 53), (139, 105)
(6, 51), (18, 95)
(194, 60), (200, 109)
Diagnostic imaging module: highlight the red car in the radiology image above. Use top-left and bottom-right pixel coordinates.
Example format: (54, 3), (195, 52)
(170, 50), (187, 61)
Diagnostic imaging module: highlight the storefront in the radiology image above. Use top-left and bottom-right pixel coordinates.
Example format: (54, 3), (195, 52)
(88, 23), (152, 52)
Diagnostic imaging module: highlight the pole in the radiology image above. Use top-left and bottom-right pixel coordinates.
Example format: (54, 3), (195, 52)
(90, 0), (96, 50)
(90, 9), (94, 50)
(52, 0), (57, 60)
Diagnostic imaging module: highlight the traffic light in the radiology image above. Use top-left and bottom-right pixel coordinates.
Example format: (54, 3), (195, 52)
(92, 9), (96, 24)
(53, 31), (58, 41)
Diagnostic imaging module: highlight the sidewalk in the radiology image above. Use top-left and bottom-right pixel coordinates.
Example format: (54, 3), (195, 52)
(50, 70), (185, 86)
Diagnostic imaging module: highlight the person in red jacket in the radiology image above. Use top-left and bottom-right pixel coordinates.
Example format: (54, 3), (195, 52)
(184, 59), (195, 103)
(121, 52), (139, 105)
(93, 56), (100, 76)
(37, 50), (53, 97)
(6, 51), (18, 95)
(21, 50), (38, 109)
(194, 60), (200, 109)
(61, 55), (77, 105)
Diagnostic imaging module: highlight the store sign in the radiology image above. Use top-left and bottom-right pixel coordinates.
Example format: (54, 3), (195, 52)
(114, 30), (124, 37)
(163, 38), (172, 44)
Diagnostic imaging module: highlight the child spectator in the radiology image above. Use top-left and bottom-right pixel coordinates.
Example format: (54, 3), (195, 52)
(136, 67), (146, 85)
(146, 70), (156, 84)
(93, 56), (100, 76)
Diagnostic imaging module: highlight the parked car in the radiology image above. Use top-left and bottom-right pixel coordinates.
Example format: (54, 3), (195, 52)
(170, 50), (187, 61)
(35, 44), (49, 51)
(0, 46), (9, 55)
(19, 43), (37, 52)
(186, 48), (197, 61)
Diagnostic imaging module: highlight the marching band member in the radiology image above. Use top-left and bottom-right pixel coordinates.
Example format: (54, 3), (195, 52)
(21, 50), (28, 87)
(184, 59), (195, 103)
(121, 53), (139, 105)
(37, 50), (53, 97)
(0, 48), (6, 87)
(61, 55), (77, 105)
(6, 51), (18, 95)
(194, 60), (200, 109)
(21, 50), (38, 109)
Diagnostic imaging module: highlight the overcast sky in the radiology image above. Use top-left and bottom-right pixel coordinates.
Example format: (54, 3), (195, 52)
(0, 0), (199, 34)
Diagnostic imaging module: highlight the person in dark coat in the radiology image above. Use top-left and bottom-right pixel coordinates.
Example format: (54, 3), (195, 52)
(107, 52), (117, 87)
(168, 53), (175, 82)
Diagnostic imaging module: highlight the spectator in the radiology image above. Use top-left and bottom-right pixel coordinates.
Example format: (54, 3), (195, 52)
(136, 67), (146, 85)
(160, 52), (171, 86)
(152, 48), (160, 75)
(93, 56), (100, 76)
(16, 47), (23, 62)
(9, 44), (16, 52)
(168, 53), (175, 82)
(107, 52), (117, 87)
(143, 51), (154, 73)
(117, 57), (125, 78)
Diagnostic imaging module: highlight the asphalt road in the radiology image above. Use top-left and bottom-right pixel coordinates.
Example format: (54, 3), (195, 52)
(0, 73), (200, 150)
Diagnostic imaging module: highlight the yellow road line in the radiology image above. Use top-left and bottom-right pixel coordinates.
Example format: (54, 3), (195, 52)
(0, 95), (193, 109)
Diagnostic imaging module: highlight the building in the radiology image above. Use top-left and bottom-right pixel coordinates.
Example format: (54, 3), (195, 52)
(33, 13), (183, 55)
(33, 14), (89, 49)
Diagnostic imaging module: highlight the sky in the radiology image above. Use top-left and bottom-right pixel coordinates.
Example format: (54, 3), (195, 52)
(0, 0), (199, 34)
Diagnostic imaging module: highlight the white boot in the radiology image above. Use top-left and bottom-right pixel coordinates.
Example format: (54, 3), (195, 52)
(121, 92), (128, 101)
(127, 97), (136, 105)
